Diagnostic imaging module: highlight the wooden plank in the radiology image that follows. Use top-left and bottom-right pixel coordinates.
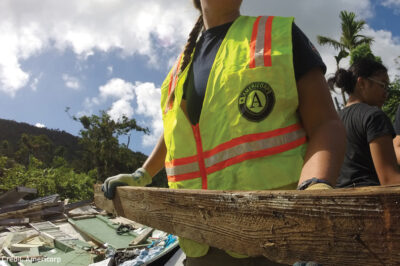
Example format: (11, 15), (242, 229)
(130, 227), (154, 246)
(0, 202), (62, 219)
(0, 195), (60, 215)
(64, 199), (92, 212)
(0, 218), (29, 226)
(94, 184), (400, 266)
(24, 203), (65, 221)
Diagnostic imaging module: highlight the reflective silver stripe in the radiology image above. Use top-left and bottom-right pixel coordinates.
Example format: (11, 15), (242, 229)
(204, 128), (306, 168)
(166, 161), (199, 176)
(254, 16), (268, 68)
(166, 128), (306, 176)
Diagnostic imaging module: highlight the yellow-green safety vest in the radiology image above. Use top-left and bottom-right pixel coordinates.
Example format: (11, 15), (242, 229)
(160, 15), (307, 258)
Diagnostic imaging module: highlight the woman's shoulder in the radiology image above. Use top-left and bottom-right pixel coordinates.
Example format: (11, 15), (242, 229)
(358, 103), (387, 117)
(340, 103), (387, 123)
(342, 102), (382, 114)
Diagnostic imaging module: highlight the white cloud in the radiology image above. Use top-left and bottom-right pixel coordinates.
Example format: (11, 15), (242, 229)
(83, 78), (162, 146)
(0, 0), (196, 96)
(363, 26), (400, 79)
(134, 82), (162, 146)
(82, 78), (135, 118)
(2, 0), (399, 98)
(62, 74), (80, 90)
(107, 98), (134, 122)
(382, 0), (400, 13)
(30, 73), (42, 91)
(383, 0), (400, 4)
(35, 123), (45, 128)
(0, 19), (46, 97)
(107, 66), (113, 75)
(99, 78), (135, 101)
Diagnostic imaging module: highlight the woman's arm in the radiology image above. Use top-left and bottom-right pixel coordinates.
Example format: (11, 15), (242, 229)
(102, 133), (167, 199)
(393, 136), (400, 165)
(297, 68), (346, 187)
(143, 133), (167, 177)
(371, 135), (400, 185)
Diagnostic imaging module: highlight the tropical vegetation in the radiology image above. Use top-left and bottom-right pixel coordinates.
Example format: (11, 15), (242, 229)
(0, 112), (168, 202)
(317, 11), (374, 106)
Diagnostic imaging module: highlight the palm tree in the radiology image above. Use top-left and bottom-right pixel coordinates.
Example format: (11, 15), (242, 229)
(317, 11), (373, 105)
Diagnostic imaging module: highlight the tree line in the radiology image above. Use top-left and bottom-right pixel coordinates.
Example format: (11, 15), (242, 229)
(0, 112), (167, 202)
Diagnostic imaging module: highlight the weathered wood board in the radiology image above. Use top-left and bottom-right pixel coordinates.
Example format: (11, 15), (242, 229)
(94, 184), (400, 265)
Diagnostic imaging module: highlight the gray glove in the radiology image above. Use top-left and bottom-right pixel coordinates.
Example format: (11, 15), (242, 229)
(102, 168), (152, 199)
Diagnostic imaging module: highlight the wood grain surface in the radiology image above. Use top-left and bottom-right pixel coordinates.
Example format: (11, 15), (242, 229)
(94, 184), (400, 265)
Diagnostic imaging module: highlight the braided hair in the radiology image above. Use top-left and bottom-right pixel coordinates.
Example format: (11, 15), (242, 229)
(180, 0), (204, 73)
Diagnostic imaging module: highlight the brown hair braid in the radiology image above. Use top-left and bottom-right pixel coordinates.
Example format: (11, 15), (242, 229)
(192, 0), (201, 10)
(180, 14), (204, 73)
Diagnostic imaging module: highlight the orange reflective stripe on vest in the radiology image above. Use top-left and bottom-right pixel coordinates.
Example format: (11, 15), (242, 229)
(166, 123), (306, 183)
(250, 16), (274, 68)
(165, 54), (183, 113)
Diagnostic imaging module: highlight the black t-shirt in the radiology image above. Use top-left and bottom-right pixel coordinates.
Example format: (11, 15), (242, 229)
(337, 103), (395, 188)
(183, 21), (327, 125)
(394, 105), (400, 135)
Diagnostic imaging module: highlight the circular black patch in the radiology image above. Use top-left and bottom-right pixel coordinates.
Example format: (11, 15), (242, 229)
(238, 82), (275, 122)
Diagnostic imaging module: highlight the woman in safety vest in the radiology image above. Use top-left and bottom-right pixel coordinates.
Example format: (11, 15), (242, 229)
(331, 58), (400, 188)
(103, 0), (346, 265)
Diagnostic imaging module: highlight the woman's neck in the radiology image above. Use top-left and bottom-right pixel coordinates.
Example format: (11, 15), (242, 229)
(345, 95), (362, 107)
(201, 10), (240, 29)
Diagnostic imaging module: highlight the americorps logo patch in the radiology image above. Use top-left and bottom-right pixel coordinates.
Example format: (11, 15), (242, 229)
(238, 82), (275, 122)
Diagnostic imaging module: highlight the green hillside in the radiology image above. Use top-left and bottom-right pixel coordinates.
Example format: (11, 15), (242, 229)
(0, 118), (80, 162)
(0, 115), (167, 202)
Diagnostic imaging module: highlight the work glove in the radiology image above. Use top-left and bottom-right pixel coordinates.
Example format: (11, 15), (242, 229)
(305, 182), (333, 190)
(102, 168), (152, 199)
(297, 177), (333, 191)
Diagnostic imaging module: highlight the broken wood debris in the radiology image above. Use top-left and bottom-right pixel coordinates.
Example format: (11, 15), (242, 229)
(0, 187), (37, 208)
(0, 186), (180, 265)
(94, 184), (400, 266)
(130, 227), (154, 246)
(0, 218), (29, 226)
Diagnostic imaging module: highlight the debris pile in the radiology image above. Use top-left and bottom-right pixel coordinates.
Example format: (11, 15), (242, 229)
(0, 187), (180, 266)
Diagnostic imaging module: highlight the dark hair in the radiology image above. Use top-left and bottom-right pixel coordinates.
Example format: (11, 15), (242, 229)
(192, 0), (201, 10)
(328, 58), (387, 94)
(180, 1), (203, 73)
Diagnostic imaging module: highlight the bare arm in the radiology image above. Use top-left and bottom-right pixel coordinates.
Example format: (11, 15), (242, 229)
(370, 135), (400, 185)
(143, 133), (167, 177)
(297, 68), (346, 186)
(393, 136), (400, 165)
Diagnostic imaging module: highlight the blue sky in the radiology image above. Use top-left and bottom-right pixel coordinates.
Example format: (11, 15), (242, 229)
(0, 0), (399, 155)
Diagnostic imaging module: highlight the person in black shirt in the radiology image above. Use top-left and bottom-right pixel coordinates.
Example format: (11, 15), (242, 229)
(330, 59), (400, 188)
